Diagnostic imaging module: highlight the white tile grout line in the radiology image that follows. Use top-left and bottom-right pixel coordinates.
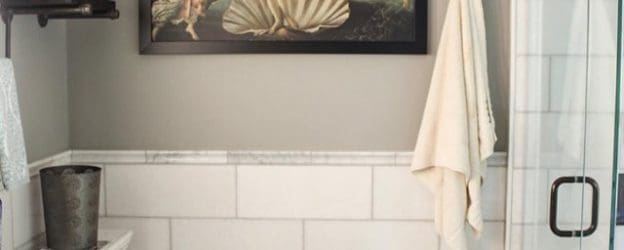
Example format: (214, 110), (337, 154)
(103, 164), (108, 217)
(517, 53), (618, 58)
(169, 218), (173, 250)
(393, 153), (398, 165)
(438, 236), (443, 250)
(547, 56), (553, 112)
(234, 165), (239, 218)
(370, 166), (375, 219)
(98, 215), (506, 223)
(9, 190), (14, 250)
(15, 233), (45, 250)
(436, 236), (440, 250)
(508, 2), (518, 248)
(301, 220), (306, 250)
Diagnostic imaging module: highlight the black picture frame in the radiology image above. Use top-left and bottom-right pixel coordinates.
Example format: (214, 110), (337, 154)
(139, 0), (428, 54)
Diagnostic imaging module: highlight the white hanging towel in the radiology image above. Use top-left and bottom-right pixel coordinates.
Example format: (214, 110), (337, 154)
(411, 0), (496, 249)
(0, 59), (29, 190)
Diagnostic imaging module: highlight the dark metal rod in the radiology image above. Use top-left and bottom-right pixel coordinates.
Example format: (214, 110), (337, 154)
(6, 17), (9, 58)
(1, 4), (92, 16)
(2, 13), (12, 58)
(47, 9), (119, 19)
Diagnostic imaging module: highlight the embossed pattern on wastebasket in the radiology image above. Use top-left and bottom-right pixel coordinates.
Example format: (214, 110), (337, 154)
(40, 165), (101, 250)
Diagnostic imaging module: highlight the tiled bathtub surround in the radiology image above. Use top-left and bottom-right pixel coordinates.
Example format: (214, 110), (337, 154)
(7, 150), (506, 250)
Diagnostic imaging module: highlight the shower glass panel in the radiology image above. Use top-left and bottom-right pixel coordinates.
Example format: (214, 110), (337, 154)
(509, 0), (622, 249)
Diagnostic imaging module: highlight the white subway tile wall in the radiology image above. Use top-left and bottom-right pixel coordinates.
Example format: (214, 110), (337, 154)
(510, 224), (611, 250)
(106, 164), (236, 217)
(440, 222), (505, 250)
(10, 151), (507, 250)
(370, 166), (506, 221)
(237, 166), (372, 219)
(587, 57), (617, 113)
(514, 56), (550, 112)
(588, 0), (619, 56)
(510, 169), (550, 224)
(305, 220), (438, 250)
(549, 56), (587, 113)
(516, 0), (589, 56)
(512, 113), (585, 169)
(586, 113), (616, 168)
(99, 217), (170, 250)
(11, 176), (44, 248)
(0, 190), (13, 250)
(372, 167), (434, 220)
(172, 219), (302, 250)
(482, 168), (508, 221)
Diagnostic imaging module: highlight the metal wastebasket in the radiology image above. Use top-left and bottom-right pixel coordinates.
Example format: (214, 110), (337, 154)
(40, 165), (101, 250)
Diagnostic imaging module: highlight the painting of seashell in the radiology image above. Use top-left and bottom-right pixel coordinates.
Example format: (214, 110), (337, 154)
(143, 0), (428, 53)
(403, 0), (412, 9)
(222, 0), (350, 37)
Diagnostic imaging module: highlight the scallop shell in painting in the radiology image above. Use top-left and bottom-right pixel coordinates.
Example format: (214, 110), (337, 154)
(223, 0), (350, 36)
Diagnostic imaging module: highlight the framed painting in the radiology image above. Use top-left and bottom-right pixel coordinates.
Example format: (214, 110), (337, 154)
(139, 0), (428, 54)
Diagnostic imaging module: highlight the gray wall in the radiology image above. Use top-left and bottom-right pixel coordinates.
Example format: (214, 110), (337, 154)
(485, 0), (510, 152)
(0, 17), (69, 162)
(67, 0), (509, 152)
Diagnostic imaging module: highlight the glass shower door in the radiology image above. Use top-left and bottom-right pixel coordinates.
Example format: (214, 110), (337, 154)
(509, 0), (622, 249)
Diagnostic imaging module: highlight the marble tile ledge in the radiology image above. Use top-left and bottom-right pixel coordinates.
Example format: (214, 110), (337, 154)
(27, 150), (508, 176)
